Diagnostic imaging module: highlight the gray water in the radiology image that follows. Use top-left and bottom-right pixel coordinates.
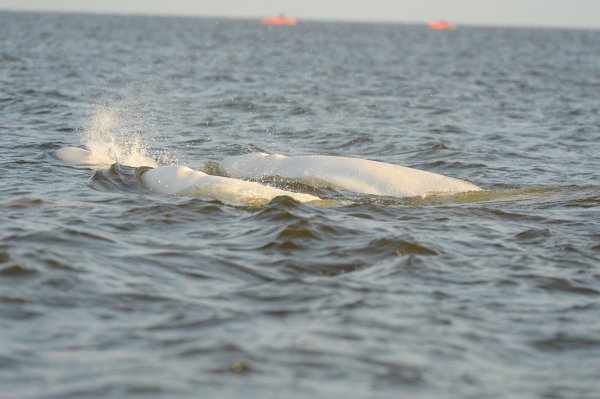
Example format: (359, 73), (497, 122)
(1, 11), (599, 399)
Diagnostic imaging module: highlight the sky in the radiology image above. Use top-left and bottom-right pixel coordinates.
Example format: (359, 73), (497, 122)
(0, 0), (599, 29)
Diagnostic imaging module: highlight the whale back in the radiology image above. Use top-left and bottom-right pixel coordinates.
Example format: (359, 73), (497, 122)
(54, 147), (320, 204)
(54, 147), (97, 165)
(219, 153), (482, 198)
(53, 146), (156, 167)
(141, 165), (319, 203)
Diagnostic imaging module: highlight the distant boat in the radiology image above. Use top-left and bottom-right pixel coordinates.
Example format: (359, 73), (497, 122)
(262, 15), (298, 25)
(428, 21), (456, 30)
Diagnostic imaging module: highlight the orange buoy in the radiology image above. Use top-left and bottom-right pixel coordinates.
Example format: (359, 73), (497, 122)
(262, 16), (298, 25)
(428, 21), (456, 30)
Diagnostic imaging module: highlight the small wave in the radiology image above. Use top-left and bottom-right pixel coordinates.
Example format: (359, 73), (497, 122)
(0, 264), (39, 278)
(563, 194), (600, 208)
(515, 228), (551, 241)
(421, 142), (448, 152)
(4, 228), (116, 248)
(424, 160), (487, 169)
(531, 333), (600, 352)
(534, 277), (600, 296)
(365, 238), (438, 256)
(223, 143), (267, 156)
(6, 197), (44, 209)
(55, 127), (76, 132)
(0, 252), (9, 264)
(429, 123), (465, 133)
(89, 163), (147, 193)
(288, 106), (313, 115)
(208, 96), (261, 112)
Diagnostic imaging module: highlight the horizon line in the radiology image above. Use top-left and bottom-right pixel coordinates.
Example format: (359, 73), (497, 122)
(1, 7), (599, 31)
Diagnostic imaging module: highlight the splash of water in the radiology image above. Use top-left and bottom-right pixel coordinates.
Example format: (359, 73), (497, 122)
(83, 106), (158, 168)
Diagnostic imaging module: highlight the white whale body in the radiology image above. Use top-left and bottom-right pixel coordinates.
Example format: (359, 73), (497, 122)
(54, 147), (98, 165)
(219, 153), (482, 198)
(54, 147), (319, 204)
(141, 165), (319, 203)
(53, 146), (157, 168)
(54, 146), (481, 202)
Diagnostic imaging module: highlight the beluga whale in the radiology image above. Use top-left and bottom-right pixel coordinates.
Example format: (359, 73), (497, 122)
(218, 153), (482, 198)
(54, 146), (482, 203)
(53, 147), (320, 204)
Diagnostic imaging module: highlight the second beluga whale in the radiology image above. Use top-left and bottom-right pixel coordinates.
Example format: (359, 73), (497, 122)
(54, 147), (320, 204)
(218, 153), (482, 198)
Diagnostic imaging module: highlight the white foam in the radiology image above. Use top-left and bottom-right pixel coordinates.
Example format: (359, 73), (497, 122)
(219, 153), (482, 198)
(82, 108), (157, 168)
(141, 165), (320, 203)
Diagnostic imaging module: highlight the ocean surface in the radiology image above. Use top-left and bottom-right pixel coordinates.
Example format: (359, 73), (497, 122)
(1, 11), (599, 399)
